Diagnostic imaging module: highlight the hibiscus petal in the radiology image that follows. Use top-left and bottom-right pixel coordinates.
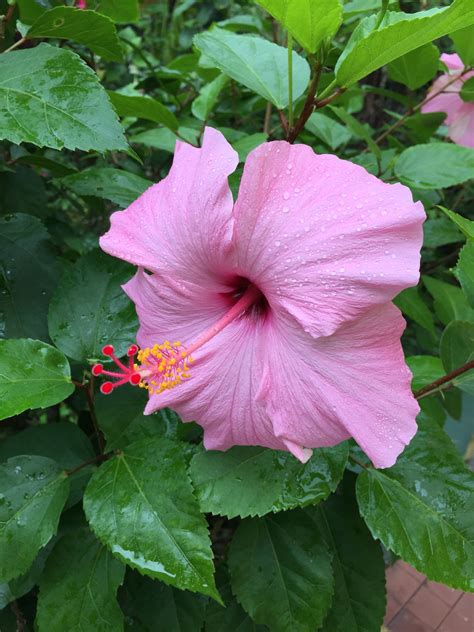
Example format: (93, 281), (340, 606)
(123, 269), (230, 349)
(100, 127), (238, 290)
(232, 141), (424, 337)
(421, 74), (463, 125)
(143, 318), (291, 454)
(440, 52), (464, 71)
(448, 102), (474, 148)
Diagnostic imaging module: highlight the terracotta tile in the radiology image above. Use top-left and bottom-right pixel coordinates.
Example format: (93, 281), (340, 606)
(386, 563), (424, 606)
(453, 593), (474, 623)
(399, 561), (427, 584)
(385, 593), (402, 624)
(390, 608), (433, 632)
(437, 606), (472, 632)
(425, 580), (463, 607)
(405, 585), (450, 628)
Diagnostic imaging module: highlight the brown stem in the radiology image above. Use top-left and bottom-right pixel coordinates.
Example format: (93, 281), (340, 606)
(4, 36), (26, 53)
(66, 453), (111, 477)
(414, 360), (474, 400)
(4, 3), (16, 24)
(86, 376), (105, 453)
(278, 110), (289, 135)
(375, 68), (472, 146)
(287, 61), (322, 143)
(10, 601), (26, 632)
(314, 87), (346, 110)
(349, 454), (368, 469)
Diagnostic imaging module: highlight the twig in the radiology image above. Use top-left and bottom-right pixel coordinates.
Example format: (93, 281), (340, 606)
(278, 110), (289, 135)
(263, 102), (272, 135)
(66, 453), (111, 477)
(4, 36), (26, 53)
(414, 360), (474, 400)
(314, 87), (346, 109)
(287, 60), (322, 143)
(349, 454), (368, 469)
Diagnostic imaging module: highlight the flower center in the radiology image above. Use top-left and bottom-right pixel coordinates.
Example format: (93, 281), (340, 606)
(92, 283), (262, 396)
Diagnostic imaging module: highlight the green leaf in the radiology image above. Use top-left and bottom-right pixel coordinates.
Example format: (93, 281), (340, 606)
(440, 321), (474, 395)
(0, 339), (74, 421)
(0, 422), (95, 507)
(305, 112), (352, 150)
(461, 76), (474, 102)
(189, 443), (348, 519)
(456, 242), (474, 307)
(395, 143), (474, 189)
(0, 543), (53, 610)
(61, 168), (151, 208)
(406, 355), (443, 391)
(393, 287), (436, 335)
(451, 24), (474, 66)
(193, 28), (310, 109)
(122, 571), (207, 632)
(228, 510), (333, 632)
(423, 216), (464, 249)
(423, 275), (474, 325)
(0, 455), (69, 583)
(255, 0), (342, 53)
(387, 43), (439, 90)
(191, 74), (229, 121)
(36, 527), (125, 632)
(232, 133), (268, 162)
(329, 105), (380, 158)
(0, 44), (127, 152)
(83, 437), (219, 599)
(109, 92), (179, 131)
(0, 213), (59, 341)
(27, 7), (123, 61)
(439, 206), (474, 240)
(205, 570), (267, 632)
(130, 127), (198, 152)
(48, 251), (138, 362)
(335, 0), (474, 87)
(86, 0), (140, 24)
(0, 166), (48, 218)
(95, 385), (181, 450)
(306, 480), (386, 632)
(356, 419), (474, 590)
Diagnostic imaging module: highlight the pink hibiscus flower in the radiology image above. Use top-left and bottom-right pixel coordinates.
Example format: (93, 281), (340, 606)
(422, 53), (474, 148)
(76, 0), (86, 8)
(98, 128), (424, 468)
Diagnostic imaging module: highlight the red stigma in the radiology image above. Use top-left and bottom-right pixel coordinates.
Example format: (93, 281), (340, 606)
(92, 342), (142, 395)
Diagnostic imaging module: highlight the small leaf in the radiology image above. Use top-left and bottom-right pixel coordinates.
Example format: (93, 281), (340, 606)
(456, 241), (474, 307)
(61, 168), (152, 208)
(423, 275), (474, 325)
(0, 213), (59, 341)
(189, 443), (348, 519)
(423, 216), (464, 249)
(387, 43), (439, 90)
(83, 437), (219, 599)
(306, 480), (386, 632)
(0, 339), (74, 421)
(255, 0), (343, 53)
(394, 287), (436, 335)
(395, 143), (474, 189)
(95, 385), (181, 450)
(329, 106), (380, 158)
(122, 571), (207, 632)
(357, 419), (474, 590)
(460, 76), (474, 102)
(228, 510), (333, 632)
(440, 321), (474, 395)
(0, 44), (127, 152)
(36, 527), (125, 632)
(305, 112), (352, 150)
(27, 7), (123, 61)
(109, 92), (179, 130)
(194, 28), (310, 109)
(192, 74), (229, 121)
(335, 1), (474, 87)
(0, 456), (69, 583)
(48, 251), (138, 362)
(406, 355), (443, 391)
(439, 206), (474, 240)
